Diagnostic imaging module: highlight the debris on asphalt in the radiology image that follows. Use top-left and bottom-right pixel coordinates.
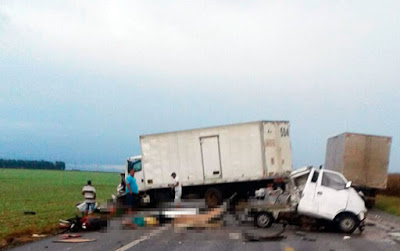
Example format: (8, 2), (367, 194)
(122, 215), (159, 228)
(229, 233), (241, 240)
(59, 215), (107, 233)
(61, 234), (82, 239)
(144, 216), (158, 226)
(388, 232), (400, 243)
(122, 216), (144, 228)
(388, 232), (400, 237)
(173, 207), (224, 229)
(53, 238), (96, 243)
(343, 236), (351, 240)
(81, 216), (108, 230)
(295, 230), (316, 241)
(301, 236), (316, 242)
(294, 231), (307, 237)
(32, 234), (46, 238)
(392, 238), (400, 244)
(242, 226), (286, 242)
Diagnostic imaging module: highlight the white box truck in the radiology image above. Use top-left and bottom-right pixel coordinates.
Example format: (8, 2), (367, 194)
(126, 121), (293, 207)
(324, 133), (392, 207)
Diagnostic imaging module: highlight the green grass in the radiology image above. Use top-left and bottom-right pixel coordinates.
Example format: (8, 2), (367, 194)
(0, 168), (119, 240)
(375, 195), (400, 217)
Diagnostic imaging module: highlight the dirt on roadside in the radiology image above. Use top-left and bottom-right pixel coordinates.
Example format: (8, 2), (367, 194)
(0, 224), (58, 250)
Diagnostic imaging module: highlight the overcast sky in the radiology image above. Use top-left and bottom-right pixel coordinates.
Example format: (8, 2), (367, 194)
(0, 1), (399, 171)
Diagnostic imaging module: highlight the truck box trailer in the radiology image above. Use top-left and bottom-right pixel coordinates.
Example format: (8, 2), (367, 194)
(324, 132), (392, 207)
(128, 120), (293, 207)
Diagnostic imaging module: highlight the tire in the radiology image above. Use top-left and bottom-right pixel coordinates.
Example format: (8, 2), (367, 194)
(254, 212), (273, 228)
(365, 199), (375, 209)
(205, 188), (222, 208)
(337, 214), (359, 233)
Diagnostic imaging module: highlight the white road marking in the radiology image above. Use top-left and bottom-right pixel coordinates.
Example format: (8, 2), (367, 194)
(115, 224), (171, 251)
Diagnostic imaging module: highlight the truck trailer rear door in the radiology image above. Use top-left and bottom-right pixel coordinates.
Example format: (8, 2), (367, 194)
(200, 136), (222, 180)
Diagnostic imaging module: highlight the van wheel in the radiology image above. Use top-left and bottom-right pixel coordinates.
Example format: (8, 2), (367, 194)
(255, 212), (273, 228)
(337, 214), (358, 233)
(205, 188), (222, 208)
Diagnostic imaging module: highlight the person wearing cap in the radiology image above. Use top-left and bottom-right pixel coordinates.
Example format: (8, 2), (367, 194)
(82, 180), (96, 215)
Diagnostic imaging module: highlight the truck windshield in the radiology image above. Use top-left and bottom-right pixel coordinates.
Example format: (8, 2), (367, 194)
(129, 159), (142, 172)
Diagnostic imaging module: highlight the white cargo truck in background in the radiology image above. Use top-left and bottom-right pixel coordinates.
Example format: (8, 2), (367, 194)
(127, 121), (293, 207)
(324, 133), (392, 207)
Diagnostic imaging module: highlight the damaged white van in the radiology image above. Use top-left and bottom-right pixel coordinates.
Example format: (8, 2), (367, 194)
(249, 166), (367, 233)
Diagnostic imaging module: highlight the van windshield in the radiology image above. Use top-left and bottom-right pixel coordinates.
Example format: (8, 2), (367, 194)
(321, 172), (346, 190)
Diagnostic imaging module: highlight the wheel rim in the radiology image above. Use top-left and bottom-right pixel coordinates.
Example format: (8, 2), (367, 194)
(340, 217), (355, 231)
(257, 214), (270, 227)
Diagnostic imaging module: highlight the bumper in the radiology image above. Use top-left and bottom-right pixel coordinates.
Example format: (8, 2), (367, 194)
(358, 210), (368, 221)
(358, 211), (367, 231)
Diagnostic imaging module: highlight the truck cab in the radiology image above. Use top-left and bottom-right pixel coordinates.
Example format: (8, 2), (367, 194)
(125, 156), (145, 192)
(291, 166), (367, 233)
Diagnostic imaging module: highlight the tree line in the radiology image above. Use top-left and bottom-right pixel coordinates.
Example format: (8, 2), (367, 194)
(0, 159), (66, 170)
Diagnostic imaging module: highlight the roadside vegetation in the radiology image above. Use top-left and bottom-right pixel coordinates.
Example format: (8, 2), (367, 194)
(380, 173), (400, 197)
(376, 195), (400, 217)
(0, 159), (66, 170)
(0, 168), (118, 247)
(376, 174), (400, 217)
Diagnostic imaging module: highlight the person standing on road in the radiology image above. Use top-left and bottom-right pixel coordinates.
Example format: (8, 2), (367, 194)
(170, 172), (182, 204)
(125, 168), (138, 213)
(82, 180), (96, 215)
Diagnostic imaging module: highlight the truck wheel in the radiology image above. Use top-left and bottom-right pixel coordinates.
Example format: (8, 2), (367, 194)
(365, 198), (375, 208)
(205, 188), (222, 208)
(337, 214), (359, 233)
(255, 212), (273, 228)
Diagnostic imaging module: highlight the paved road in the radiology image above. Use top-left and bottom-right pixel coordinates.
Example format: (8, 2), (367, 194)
(9, 209), (400, 251)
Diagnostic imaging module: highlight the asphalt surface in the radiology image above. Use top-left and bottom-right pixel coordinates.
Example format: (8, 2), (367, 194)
(8, 206), (400, 251)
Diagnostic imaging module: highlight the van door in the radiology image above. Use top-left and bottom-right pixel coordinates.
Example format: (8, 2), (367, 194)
(200, 136), (222, 180)
(297, 169), (319, 216)
(315, 170), (349, 220)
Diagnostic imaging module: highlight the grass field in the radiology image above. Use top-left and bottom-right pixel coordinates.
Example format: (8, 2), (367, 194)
(0, 168), (119, 244)
(375, 174), (400, 217)
(375, 195), (400, 217)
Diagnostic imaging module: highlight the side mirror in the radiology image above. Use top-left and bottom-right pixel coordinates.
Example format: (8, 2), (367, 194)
(345, 181), (352, 189)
